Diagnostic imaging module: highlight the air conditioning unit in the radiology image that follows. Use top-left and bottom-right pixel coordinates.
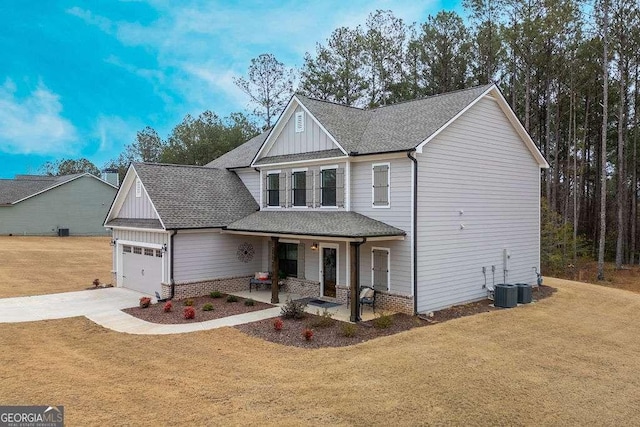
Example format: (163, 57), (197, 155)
(58, 228), (69, 237)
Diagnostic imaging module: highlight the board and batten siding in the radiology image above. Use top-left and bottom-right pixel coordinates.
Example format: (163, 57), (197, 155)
(0, 176), (116, 235)
(117, 179), (157, 219)
(234, 168), (260, 204)
(173, 232), (263, 283)
(264, 106), (337, 157)
(415, 96), (541, 313)
(350, 158), (412, 296)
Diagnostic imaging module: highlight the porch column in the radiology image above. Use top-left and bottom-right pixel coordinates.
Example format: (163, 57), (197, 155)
(350, 241), (361, 322)
(271, 236), (280, 304)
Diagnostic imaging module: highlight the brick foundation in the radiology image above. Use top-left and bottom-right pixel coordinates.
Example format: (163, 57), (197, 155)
(161, 275), (253, 300)
(336, 285), (350, 304)
(282, 277), (320, 298)
(374, 290), (414, 315)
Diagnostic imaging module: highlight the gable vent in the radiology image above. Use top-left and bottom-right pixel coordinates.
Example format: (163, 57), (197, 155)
(295, 111), (305, 133)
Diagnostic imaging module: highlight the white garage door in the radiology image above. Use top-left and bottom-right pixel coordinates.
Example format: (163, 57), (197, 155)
(122, 245), (162, 295)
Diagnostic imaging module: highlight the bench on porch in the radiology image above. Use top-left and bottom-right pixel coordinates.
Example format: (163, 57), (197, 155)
(249, 272), (282, 292)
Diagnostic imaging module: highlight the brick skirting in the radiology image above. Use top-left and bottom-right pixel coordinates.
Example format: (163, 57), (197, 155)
(282, 277), (320, 298)
(161, 275), (253, 300)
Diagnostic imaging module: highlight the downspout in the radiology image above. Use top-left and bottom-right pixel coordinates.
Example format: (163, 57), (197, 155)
(407, 151), (418, 315)
(169, 230), (177, 299)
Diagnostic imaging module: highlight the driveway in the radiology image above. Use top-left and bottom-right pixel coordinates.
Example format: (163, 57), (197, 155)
(0, 287), (281, 334)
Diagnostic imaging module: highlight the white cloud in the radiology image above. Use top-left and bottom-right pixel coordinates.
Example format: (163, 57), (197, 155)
(0, 79), (79, 155)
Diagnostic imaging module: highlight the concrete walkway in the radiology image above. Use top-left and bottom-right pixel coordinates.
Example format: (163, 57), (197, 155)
(0, 288), (282, 335)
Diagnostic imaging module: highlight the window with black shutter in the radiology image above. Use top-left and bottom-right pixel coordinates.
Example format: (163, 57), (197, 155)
(292, 171), (306, 206)
(267, 173), (279, 207)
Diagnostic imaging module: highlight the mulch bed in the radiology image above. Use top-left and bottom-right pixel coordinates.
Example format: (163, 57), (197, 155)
(122, 294), (274, 324)
(234, 285), (556, 348)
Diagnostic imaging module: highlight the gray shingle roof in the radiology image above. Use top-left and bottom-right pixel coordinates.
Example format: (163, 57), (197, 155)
(133, 163), (259, 229)
(209, 85), (493, 169)
(0, 174), (88, 205)
(253, 149), (345, 166)
(205, 130), (269, 169)
(105, 218), (163, 229)
(225, 211), (406, 238)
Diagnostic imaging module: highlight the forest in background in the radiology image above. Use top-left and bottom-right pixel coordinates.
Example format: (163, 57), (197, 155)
(42, 0), (640, 277)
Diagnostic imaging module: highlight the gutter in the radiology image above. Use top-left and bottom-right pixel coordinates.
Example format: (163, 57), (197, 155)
(407, 150), (418, 315)
(169, 230), (177, 299)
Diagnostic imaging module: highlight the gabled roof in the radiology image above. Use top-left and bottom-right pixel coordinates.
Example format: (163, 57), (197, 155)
(0, 173), (116, 206)
(205, 131), (269, 169)
(225, 211), (406, 239)
(123, 163), (259, 229)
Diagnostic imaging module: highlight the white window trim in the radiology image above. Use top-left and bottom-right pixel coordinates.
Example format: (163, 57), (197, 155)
(319, 242), (339, 298)
(115, 239), (166, 287)
(291, 168), (308, 208)
(371, 247), (390, 292)
(319, 165), (338, 208)
(371, 162), (391, 209)
(266, 170), (281, 209)
(135, 178), (142, 198)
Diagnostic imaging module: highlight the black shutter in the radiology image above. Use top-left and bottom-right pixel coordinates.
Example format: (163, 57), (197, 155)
(336, 167), (345, 208)
(279, 172), (287, 207)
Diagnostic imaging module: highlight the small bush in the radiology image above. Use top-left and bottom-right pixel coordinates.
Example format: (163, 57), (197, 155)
(183, 299), (194, 306)
(308, 308), (335, 328)
(226, 295), (238, 303)
(302, 328), (314, 341)
(139, 297), (151, 309)
(202, 303), (214, 311)
(210, 291), (222, 299)
(273, 318), (284, 331)
(92, 278), (100, 288)
(163, 301), (172, 312)
(183, 307), (195, 319)
(280, 297), (307, 319)
(244, 298), (255, 306)
(373, 312), (394, 329)
(341, 323), (358, 337)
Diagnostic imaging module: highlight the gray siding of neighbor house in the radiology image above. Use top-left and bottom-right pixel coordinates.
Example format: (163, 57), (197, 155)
(265, 106), (337, 157)
(351, 158), (413, 296)
(111, 229), (169, 283)
(117, 179), (157, 219)
(415, 96), (541, 313)
(173, 232), (263, 283)
(234, 168), (260, 204)
(0, 176), (117, 236)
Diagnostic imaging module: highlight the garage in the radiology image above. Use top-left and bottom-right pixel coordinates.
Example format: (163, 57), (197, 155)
(121, 245), (163, 295)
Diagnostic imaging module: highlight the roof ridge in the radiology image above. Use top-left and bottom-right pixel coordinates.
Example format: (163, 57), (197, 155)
(371, 84), (494, 110)
(136, 162), (226, 171)
(296, 94), (367, 112)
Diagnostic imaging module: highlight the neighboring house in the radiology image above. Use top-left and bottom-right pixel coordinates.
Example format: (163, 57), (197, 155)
(0, 173), (118, 236)
(104, 84), (548, 318)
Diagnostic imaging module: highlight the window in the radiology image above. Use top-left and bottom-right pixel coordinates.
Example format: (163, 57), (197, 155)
(155, 249), (163, 258)
(135, 178), (142, 198)
(372, 248), (390, 291)
(267, 173), (279, 207)
(372, 164), (390, 207)
(278, 243), (298, 278)
(123, 246), (132, 253)
(144, 248), (154, 256)
(292, 171), (306, 206)
(295, 111), (305, 133)
(133, 247), (142, 255)
(321, 168), (336, 207)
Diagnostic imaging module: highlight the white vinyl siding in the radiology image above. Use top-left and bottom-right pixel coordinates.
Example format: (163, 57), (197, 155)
(351, 157), (412, 295)
(173, 232), (263, 283)
(415, 96), (541, 313)
(234, 169), (260, 204)
(118, 176), (158, 219)
(263, 105), (338, 157)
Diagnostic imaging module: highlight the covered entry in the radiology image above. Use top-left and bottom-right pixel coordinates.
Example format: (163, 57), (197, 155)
(120, 244), (163, 295)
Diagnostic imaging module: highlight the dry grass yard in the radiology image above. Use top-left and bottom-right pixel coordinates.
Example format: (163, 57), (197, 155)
(1, 277), (639, 425)
(0, 236), (112, 297)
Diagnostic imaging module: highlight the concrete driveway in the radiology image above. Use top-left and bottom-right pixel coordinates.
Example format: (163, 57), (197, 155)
(0, 287), (282, 334)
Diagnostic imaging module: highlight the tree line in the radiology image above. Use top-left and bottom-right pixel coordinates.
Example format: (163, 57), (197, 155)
(43, 0), (640, 275)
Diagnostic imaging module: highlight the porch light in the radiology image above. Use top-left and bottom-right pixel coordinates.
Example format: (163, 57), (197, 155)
(110, 238), (117, 247)
(311, 242), (319, 251)
(162, 244), (168, 253)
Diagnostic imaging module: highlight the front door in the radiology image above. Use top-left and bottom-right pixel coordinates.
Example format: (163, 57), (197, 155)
(322, 247), (337, 298)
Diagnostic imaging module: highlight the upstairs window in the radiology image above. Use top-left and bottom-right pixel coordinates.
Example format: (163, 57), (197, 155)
(321, 168), (337, 207)
(267, 173), (280, 207)
(372, 164), (390, 207)
(292, 171), (306, 207)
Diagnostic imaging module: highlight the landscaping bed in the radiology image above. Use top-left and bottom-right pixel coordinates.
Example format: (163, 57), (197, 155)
(235, 285), (556, 348)
(122, 293), (273, 324)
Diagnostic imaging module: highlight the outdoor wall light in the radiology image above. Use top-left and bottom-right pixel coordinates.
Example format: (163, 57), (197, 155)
(311, 242), (319, 251)
(110, 238), (118, 247)
(162, 244), (168, 253)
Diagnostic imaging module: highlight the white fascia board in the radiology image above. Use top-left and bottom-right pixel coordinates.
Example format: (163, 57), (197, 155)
(255, 156), (347, 169)
(295, 98), (349, 156)
(116, 239), (163, 250)
(104, 165), (136, 225)
(221, 229), (404, 242)
(250, 96), (296, 166)
(12, 173), (115, 205)
(415, 84), (495, 154)
(106, 225), (168, 233)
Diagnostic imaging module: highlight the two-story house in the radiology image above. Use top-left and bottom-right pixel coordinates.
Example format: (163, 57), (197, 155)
(104, 83), (548, 318)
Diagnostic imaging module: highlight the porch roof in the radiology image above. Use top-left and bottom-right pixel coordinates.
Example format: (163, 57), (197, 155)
(224, 211), (406, 240)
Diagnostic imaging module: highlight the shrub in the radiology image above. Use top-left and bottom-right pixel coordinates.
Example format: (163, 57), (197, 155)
(139, 297), (151, 309)
(202, 303), (214, 311)
(373, 312), (394, 329)
(341, 323), (358, 337)
(273, 318), (284, 331)
(308, 308), (335, 328)
(183, 299), (194, 306)
(183, 307), (195, 319)
(92, 278), (100, 288)
(280, 297), (307, 319)
(226, 295), (238, 303)
(302, 328), (314, 341)
(244, 298), (255, 306)
(210, 291), (222, 299)
(163, 301), (172, 312)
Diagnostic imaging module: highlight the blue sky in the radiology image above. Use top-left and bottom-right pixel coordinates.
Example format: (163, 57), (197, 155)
(0, 0), (462, 178)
